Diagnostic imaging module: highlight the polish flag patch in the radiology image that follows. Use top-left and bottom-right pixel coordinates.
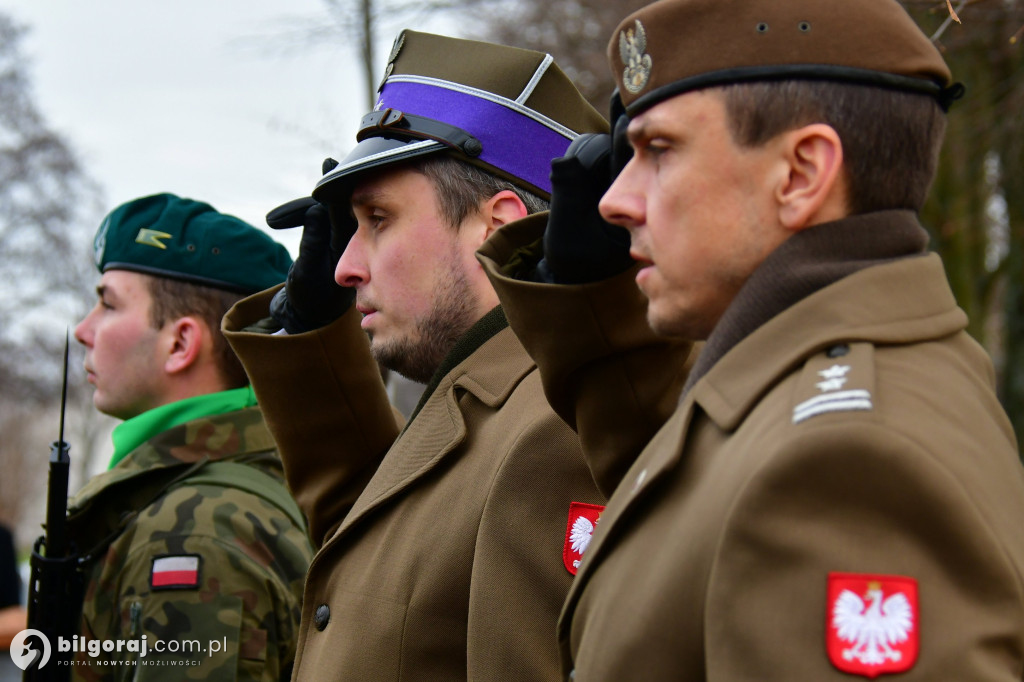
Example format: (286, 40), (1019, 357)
(563, 502), (604, 575)
(827, 572), (919, 678)
(150, 555), (202, 590)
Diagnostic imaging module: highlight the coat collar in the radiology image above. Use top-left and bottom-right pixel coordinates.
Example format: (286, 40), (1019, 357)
(692, 252), (965, 432)
(335, 323), (534, 536)
(683, 210), (930, 394)
(608, 253), (965, 526)
(404, 305), (510, 423)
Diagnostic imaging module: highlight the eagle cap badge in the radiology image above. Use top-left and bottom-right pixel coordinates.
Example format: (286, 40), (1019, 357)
(619, 19), (652, 94)
(827, 572), (919, 678)
(378, 31), (406, 93)
(563, 502), (604, 575)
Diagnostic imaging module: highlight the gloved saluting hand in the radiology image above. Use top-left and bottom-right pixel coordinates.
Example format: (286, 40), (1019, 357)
(267, 161), (357, 333)
(536, 130), (634, 284)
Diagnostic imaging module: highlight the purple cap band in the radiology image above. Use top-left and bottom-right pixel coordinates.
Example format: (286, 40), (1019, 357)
(376, 80), (574, 194)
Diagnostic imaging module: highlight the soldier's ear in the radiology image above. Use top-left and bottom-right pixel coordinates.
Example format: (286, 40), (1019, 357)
(477, 190), (528, 244)
(775, 123), (847, 231)
(164, 316), (204, 375)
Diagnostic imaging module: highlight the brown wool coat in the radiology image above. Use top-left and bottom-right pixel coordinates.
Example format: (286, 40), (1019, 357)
(480, 218), (1024, 681)
(223, 291), (605, 681)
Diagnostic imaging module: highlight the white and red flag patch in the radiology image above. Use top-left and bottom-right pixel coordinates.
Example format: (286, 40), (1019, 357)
(827, 572), (919, 678)
(563, 502), (604, 575)
(150, 555), (202, 590)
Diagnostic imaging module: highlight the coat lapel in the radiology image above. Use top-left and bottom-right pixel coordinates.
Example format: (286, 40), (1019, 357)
(333, 326), (533, 538)
(337, 376), (467, 535)
(560, 395), (696, 629)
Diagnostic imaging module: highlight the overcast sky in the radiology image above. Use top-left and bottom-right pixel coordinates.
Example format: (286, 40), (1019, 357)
(0, 0), (464, 491)
(2, 0), (456, 255)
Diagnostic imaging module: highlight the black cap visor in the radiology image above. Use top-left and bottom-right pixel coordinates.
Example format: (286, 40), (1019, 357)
(313, 135), (447, 205)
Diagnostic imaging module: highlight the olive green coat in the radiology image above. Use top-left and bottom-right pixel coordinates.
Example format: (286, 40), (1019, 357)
(223, 294), (605, 681)
(67, 407), (314, 681)
(480, 216), (1024, 681)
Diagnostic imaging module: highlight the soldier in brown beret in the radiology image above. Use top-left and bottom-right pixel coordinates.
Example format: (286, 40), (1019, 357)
(478, 0), (1024, 679)
(222, 30), (621, 680)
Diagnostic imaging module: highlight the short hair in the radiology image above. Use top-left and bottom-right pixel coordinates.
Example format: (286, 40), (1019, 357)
(409, 154), (549, 229)
(145, 277), (248, 389)
(719, 80), (947, 214)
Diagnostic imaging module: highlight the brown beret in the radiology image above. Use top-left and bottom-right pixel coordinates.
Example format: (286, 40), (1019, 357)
(608, 0), (961, 116)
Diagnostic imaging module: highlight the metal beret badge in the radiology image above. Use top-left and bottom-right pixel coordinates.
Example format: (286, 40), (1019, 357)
(620, 20), (653, 94)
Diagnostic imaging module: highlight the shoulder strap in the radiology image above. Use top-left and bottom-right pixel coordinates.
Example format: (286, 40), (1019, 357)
(178, 461), (307, 533)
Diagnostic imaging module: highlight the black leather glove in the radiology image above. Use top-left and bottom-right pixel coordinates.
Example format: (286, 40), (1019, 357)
(268, 197), (356, 334)
(535, 132), (633, 284)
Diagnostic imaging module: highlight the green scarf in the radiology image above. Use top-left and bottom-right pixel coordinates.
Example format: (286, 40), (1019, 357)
(108, 386), (258, 469)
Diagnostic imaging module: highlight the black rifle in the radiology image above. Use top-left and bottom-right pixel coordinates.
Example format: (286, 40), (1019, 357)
(24, 332), (83, 681)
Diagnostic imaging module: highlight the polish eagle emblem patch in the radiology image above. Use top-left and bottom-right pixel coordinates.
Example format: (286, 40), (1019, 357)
(827, 573), (919, 678)
(563, 502), (604, 575)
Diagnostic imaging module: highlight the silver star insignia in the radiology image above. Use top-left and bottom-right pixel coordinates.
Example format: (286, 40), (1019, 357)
(816, 377), (848, 392)
(818, 364), (851, 380)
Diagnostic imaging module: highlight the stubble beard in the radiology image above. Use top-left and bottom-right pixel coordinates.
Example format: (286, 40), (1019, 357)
(370, 259), (478, 384)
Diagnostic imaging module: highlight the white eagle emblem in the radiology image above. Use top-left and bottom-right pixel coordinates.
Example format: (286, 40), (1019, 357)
(832, 585), (914, 666)
(619, 20), (653, 94)
(564, 502), (605, 575)
(569, 515), (594, 556)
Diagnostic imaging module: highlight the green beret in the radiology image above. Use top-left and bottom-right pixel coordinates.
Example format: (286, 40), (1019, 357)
(93, 193), (293, 295)
(609, 0), (960, 116)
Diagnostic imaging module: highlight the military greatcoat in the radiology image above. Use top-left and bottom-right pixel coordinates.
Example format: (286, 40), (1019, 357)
(480, 211), (1024, 681)
(66, 407), (314, 682)
(223, 298), (613, 681)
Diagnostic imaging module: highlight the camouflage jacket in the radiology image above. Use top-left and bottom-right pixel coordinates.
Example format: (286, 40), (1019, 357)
(65, 406), (313, 681)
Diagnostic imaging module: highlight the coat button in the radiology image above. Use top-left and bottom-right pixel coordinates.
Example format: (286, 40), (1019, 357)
(314, 604), (330, 631)
(827, 343), (850, 358)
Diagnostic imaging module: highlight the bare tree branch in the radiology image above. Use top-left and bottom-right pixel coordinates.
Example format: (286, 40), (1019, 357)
(933, 0), (969, 40)
(0, 12), (107, 531)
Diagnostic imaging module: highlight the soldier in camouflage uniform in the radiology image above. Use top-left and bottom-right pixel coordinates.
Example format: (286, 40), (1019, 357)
(68, 193), (313, 681)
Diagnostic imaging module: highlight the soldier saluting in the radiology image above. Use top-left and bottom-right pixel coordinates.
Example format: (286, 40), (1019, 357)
(221, 30), (646, 681)
(480, 0), (1024, 679)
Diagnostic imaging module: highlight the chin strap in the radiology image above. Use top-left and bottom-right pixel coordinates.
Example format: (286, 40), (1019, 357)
(358, 108), (483, 157)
